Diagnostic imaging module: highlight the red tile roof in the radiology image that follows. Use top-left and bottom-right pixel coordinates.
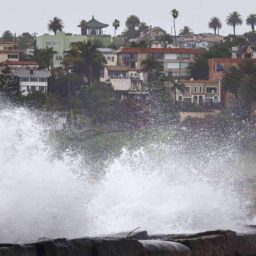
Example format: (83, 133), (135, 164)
(0, 50), (21, 53)
(1, 60), (39, 66)
(116, 47), (203, 54)
(0, 41), (17, 45)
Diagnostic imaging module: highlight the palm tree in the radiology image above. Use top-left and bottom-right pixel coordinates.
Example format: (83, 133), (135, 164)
(226, 11), (242, 36)
(171, 9), (179, 47)
(78, 20), (87, 35)
(48, 17), (64, 35)
(112, 19), (120, 36)
(179, 26), (193, 36)
(208, 17), (222, 35)
(64, 41), (106, 85)
(246, 14), (256, 31)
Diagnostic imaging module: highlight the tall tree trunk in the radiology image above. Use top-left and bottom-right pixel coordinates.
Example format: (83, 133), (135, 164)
(173, 18), (177, 47)
(233, 25), (236, 36)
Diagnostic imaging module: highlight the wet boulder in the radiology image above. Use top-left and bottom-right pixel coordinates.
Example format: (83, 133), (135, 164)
(140, 240), (192, 256)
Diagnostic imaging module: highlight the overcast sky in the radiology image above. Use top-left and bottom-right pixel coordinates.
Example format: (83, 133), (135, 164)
(1, 0), (254, 37)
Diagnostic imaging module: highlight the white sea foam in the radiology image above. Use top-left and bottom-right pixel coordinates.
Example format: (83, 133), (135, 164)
(0, 106), (250, 243)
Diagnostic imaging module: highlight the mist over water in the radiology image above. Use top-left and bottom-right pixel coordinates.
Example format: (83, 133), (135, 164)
(0, 105), (253, 243)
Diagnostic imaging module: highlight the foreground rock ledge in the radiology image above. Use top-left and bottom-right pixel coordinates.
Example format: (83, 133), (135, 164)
(1, 230), (256, 256)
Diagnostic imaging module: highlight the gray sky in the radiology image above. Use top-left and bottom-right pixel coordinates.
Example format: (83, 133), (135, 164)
(1, 0), (255, 37)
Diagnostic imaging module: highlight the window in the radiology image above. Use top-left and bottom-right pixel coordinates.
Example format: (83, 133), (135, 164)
(206, 87), (217, 93)
(216, 64), (224, 72)
(178, 53), (190, 60)
(30, 77), (38, 82)
(39, 78), (47, 82)
(20, 77), (29, 82)
(8, 54), (18, 59)
(194, 86), (197, 92)
(112, 57), (115, 62)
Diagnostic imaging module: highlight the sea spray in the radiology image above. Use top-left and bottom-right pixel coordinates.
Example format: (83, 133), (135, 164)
(0, 106), (251, 243)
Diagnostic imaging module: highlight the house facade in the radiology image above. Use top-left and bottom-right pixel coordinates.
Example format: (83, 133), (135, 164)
(176, 33), (224, 49)
(102, 65), (144, 93)
(176, 80), (221, 104)
(36, 32), (88, 68)
(208, 58), (244, 80)
(13, 69), (50, 95)
(116, 47), (202, 79)
(0, 41), (20, 63)
(97, 48), (117, 66)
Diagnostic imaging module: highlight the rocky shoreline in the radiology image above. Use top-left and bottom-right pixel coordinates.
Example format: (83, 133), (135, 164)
(1, 230), (256, 256)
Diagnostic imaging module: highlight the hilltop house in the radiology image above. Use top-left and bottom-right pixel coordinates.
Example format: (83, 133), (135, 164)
(101, 65), (146, 98)
(13, 69), (50, 95)
(116, 47), (203, 79)
(0, 41), (20, 63)
(176, 33), (224, 49)
(97, 48), (117, 66)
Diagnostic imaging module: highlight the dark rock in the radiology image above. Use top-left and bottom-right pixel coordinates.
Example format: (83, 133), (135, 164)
(139, 240), (191, 256)
(95, 239), (145, 256)
(0, 245), (37, 256)
(235, 233), (256, 256)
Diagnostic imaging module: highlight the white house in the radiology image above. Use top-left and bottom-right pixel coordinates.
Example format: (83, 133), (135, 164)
(97, 48), (117, 66)
(13, 69), (50, 95)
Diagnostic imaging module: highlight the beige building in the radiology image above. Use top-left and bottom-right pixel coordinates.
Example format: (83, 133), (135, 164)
(102, 66), (145, 93)
(97, 48), (117, 66)
(116, 47), (202, 79)
(0, 41), (20, 63)
(176, 80), (221, 104)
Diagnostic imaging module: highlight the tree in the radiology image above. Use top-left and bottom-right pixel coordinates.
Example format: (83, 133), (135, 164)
(157, 33), (173, 47)
(189, 41), (231, 80)
(112, 19), (120, 36)
(48, 17), (64, 35)
(17, 32), (34, 49)
(63, 40), (106, 85)
(179, 26), (193, 36)
(2, 30), (14, 41)
(122, 15), (141, 41)
(208, 17), (222, 35)
(0, 70), (19, 98)
(222, 60), (256, 119)
(84, 82), (117, 123)
(34, 47), (56, 69)
(226, 11), (242, 36)
(171, 9), (179, 47)
(125, 15), (140, 30)
(78, 20), (87, 35)
(246, 14), (256, 31)
(139, 22), (150, 33)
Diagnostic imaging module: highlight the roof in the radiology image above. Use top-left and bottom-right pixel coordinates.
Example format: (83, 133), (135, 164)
(106, 66), (141, 72)
(97, 48), (116, 54)
(0, 41), (17, 45)
(1, 60), (39, 66)
(86, 16), (108, 28)
(116, 47), (203, 54)
(0, 50), (20, 54)
(12, 70), (50, 78)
